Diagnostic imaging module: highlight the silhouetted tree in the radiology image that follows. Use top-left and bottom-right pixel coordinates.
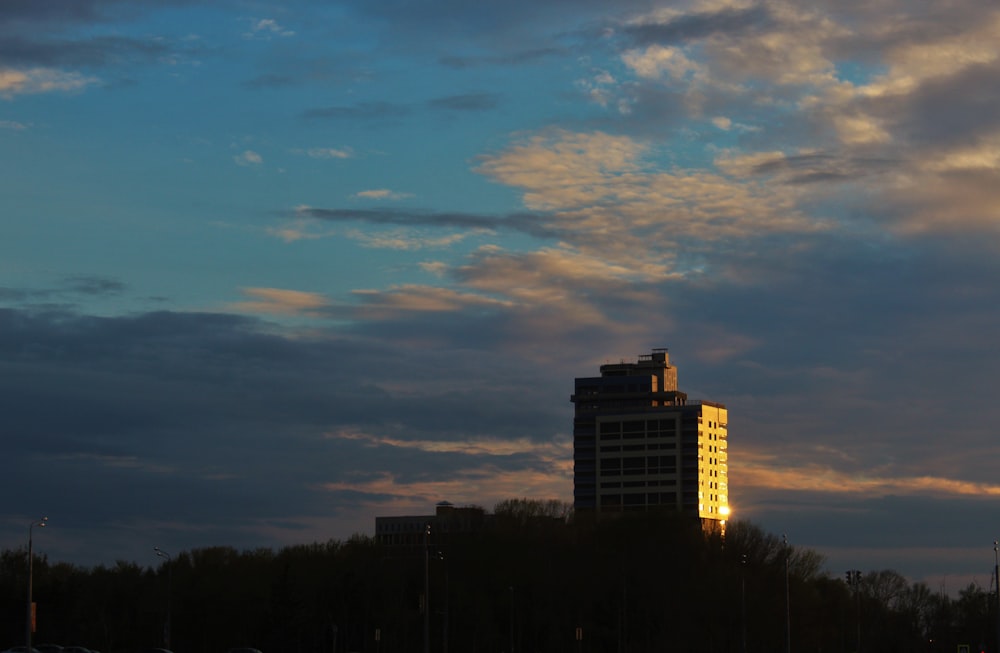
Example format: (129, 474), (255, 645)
(1, 507), (995, 653)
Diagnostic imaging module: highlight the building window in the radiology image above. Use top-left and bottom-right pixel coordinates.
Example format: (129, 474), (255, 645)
(623, 420), (644, 435)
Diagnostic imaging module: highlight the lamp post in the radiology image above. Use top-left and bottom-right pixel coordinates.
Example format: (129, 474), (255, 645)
(433, 550), (449, 653)
(423, 525), (430, 653)
(509, 585), (515, 653)
(740, 553), (748, 653)
(846, 569), (862, 653)
(26, 516), (48, 653)
(783, 534), (790, 653)
(994, 541), (999, 653)
(154, 547), (172, 650)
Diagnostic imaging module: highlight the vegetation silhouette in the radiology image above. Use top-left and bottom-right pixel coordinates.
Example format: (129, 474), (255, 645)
(1, 501), (994, 653)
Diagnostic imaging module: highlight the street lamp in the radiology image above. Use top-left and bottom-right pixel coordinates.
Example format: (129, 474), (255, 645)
(423, 525), (430, 653)
(846, 569), (862, 653)
(432, 550), (449, 653)
(509, 585), (515, 653)
(26, 516), (48, 653)
(154, 547), (172, 650)
(740, 553), (748, 653)
(783, 535), (790, 653)
(993, 541), (999, 653)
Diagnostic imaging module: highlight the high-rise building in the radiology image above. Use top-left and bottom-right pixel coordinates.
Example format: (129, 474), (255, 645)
(570, 348), (729, 523)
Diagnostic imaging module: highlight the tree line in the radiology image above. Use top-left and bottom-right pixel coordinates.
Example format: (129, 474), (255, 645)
(1, 501), (997, 653)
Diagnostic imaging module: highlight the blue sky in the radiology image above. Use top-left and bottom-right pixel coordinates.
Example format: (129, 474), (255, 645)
(4, 0), (1000, 592)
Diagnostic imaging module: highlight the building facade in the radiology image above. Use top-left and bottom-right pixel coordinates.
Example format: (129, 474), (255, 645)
(571, 348), (729, 522)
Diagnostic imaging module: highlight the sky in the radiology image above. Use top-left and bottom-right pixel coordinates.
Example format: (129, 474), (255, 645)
(2, 0), (1000, 592)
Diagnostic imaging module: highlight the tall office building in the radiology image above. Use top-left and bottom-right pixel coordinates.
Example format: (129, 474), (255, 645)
(571, 348), (729, 523)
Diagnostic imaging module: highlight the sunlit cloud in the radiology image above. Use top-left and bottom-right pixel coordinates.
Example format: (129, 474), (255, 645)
(857, 13), (1000, 98)
(622, 45), (703, 81)
(476, 129), (646, 212)
(234, 150), (263, 166)
(0, 68), (98, 98)
(419, 261), (448, 277)
(229, 287), (329, 315)
(575, 69), (618, 108)
(331, 428), (571, 459)
(712, 116), (732, 130)
(474, 245), (670, 283)
(265, 218), (336, 243)
(0, 120), (27, 130)
(832, 113), (891, 145)
(319, 429), (573, 509)
(244, 18), (295, 39)
(353, 189), (413, 200)
(351, 284), (512, 316)
(322, 466), (572, 514)
(476, 130), (826, 263)
(344, 228), (471, 250)
(739, 451), (1000, 498)
(303, 147), (353, 159)
(918, 133), (1000, 173)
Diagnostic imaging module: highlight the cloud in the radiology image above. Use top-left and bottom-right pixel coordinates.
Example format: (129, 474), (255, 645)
(474, 129), (827, 261)
(623, 5), (774, 46)
(738, 450), (1000, 498)
(0, 119), (27, 130)
(352, 189), (413, 200)
(243, 18), (295, 39)
(854, 12), (1000, 99)
(350, 284), (513, 317)
(0, 33), (174, 68)
(319, 430), (572, 510)
(419, 261), (448, 277)
(228, 287), (329, 316)
(265, 218), (336, 243)
(0, 276), (127, 308)
(0, 67), (98, 97)
(344, 228), (471, 251)
(332, 427), (570, 459)
(234, 150), (263, 166)
(293, 205), (556, 238)
(304, 147), (353, 159)
(64, 275), (126, 296)
(609, 2), (1000, 239)
(622, 45), (703, 81)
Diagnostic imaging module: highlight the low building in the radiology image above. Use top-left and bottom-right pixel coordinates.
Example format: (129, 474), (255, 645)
(375, 502), (488, 550)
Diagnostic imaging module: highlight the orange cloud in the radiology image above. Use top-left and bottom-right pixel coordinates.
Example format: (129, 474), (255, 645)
(320, 429), (573, 510)
(738, 452), (1000, 497)
(229, 287), (330, 315)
